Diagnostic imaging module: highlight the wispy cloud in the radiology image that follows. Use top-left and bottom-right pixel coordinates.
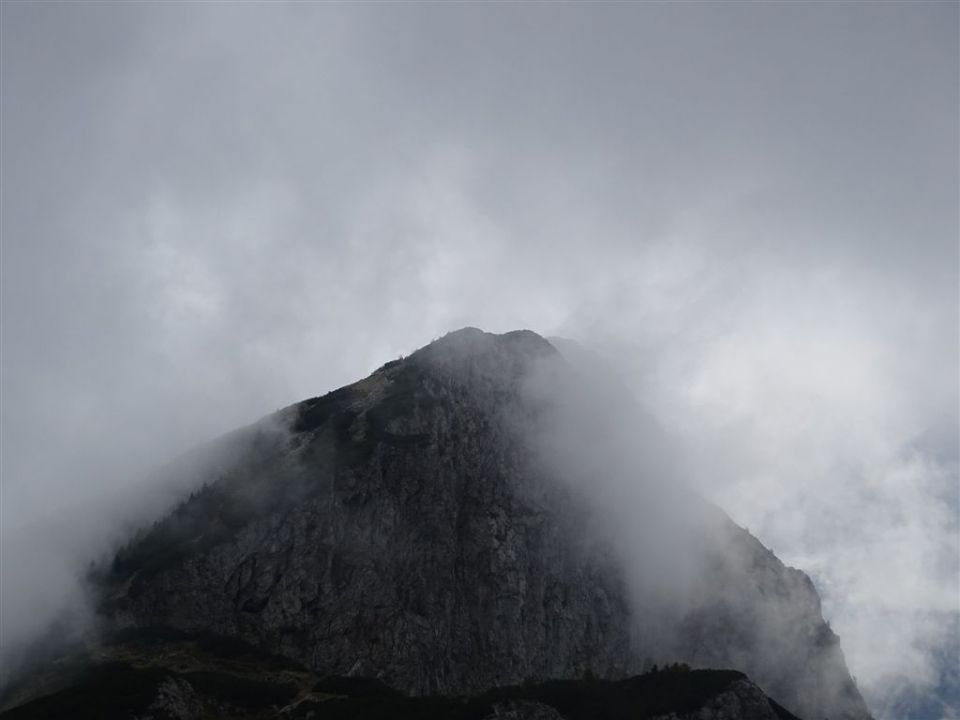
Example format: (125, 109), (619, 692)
(2, 3), (956, 715)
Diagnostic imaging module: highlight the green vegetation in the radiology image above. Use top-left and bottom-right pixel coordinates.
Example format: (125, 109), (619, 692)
(2, 628), (801, 720)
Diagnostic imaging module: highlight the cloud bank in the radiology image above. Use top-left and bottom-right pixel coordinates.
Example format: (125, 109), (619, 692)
(2, 3), (956, 715)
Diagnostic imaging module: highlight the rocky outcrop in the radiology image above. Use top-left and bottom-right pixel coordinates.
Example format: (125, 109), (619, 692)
(649, 678), (788, 720)
(101, 328), (871, 720)
(484, 700), (568, 720)
(136, 677), (203, 720)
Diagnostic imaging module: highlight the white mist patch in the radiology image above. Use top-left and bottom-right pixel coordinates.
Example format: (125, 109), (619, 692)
(563, 242), (959, 715)
(2, 3), (955, 716)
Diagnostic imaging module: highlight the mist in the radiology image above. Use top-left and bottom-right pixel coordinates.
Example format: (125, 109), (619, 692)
(1, 2), (957, 717)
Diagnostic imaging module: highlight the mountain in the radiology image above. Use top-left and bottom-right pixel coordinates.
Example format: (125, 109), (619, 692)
(3, 329), (871, 719)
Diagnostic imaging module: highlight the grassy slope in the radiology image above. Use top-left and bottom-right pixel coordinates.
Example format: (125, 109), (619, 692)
(1, 629), (799, 720)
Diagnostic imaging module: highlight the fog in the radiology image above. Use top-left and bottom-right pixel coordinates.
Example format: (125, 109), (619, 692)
(1, 3), (957, 717)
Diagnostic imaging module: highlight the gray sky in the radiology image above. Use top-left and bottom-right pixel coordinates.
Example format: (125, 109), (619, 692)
(1, 2), (957, 716)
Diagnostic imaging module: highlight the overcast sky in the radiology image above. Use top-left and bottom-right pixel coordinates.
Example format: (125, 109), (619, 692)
(1, 2), (957, 717)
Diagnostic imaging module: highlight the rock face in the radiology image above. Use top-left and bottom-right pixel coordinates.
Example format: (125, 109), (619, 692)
(137, 676), (204, 720)
(103, 328), (871, 720)
(668, 521), (867, 720)
(108, 330), (634, 695)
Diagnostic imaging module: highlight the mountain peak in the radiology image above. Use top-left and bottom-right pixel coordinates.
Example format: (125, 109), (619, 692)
(408, 327), (558, 370)
(20, 328), (871, 720)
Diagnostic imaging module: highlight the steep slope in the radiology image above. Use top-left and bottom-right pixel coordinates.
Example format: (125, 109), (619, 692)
(104, 329), (635, 696)
(97, 328), (868, 720)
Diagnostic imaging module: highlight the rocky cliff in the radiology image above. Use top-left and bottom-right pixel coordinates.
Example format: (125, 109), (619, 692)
(96, 328), (869, 720)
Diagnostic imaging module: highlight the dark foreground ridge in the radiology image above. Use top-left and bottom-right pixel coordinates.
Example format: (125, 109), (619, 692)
(1, 629), (799, 720)
(4, 329), (872, 720)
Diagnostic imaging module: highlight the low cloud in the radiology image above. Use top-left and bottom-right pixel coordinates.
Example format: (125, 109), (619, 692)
(2, 3), (956, 716)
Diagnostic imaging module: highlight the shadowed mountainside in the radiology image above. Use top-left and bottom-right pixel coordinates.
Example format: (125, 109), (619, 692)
(0, 628), (799, 720)
(7, 329), (871, 720)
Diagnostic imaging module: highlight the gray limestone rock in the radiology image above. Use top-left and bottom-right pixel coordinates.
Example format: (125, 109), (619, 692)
(135, 677), (203, 720)
(650, 678), (785, 720)
(103, 328), (871, 720)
